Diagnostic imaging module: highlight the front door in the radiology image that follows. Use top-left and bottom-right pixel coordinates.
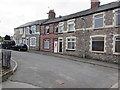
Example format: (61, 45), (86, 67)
(26, 38), (29, 49)
(54, 40), (58, 53)
(59, 39), (63, 52)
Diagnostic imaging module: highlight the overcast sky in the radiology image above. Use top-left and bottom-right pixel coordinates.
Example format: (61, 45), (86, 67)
(0, 0), (117, 37)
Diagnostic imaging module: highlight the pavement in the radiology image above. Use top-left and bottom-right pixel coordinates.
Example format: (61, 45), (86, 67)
(28, 50), (119, 70)
(0, 49), (40, 88)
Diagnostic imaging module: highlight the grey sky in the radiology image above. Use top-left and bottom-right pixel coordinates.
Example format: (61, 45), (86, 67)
(0, 0), (117, 37)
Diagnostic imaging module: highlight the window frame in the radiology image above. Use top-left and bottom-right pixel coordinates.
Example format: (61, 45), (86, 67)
(31, 25), (36, 34)
(45, 25), (50, 34)
(93, 13), (104, 29)
(26, 27), (30, 35)
(54, 24), (59, 34)
(58, 22), (64, 33)
(44, 39), (50, 49)
(67, 19), (75, 32)
(90, 35), (106, 53)
(66, 37), (76, 50)
(113, 35), (120, 55)
(115, 10), (120, 26)
(30, 37), (36, 47)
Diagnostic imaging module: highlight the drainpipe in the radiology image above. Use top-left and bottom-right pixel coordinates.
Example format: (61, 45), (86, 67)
(39, 25), (41, 51)
(81, 17), (87, 58)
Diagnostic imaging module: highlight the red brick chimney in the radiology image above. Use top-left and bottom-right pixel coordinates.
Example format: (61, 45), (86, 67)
(91, 0), (100, 8)
(48, 10), (56, 19)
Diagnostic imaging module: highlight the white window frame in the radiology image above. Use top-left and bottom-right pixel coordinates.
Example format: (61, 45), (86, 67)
(66, 37), (76, 50)
(54, 24), (58, 33)
(93, 13), (105, 29)
(30, 37), (36, 47)
(114, 10), (120, 26)
(31, 25), (36, 34)
(113, 34), (120, 55)
(58, 22), (64, 33)
(67, 19), (75, 32)
(90, 35), (106, 53)
(44, 39), (50, 49)
(26, 27), (30, 35)
(45, 26), (50, 34)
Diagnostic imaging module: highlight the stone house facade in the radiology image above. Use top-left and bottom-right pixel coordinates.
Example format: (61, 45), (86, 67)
(14, 0), (120, 63)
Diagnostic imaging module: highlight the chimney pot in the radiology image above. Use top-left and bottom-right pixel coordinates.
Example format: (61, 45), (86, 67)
(48, 10), (56, 19)
(91, 0), (100, 8)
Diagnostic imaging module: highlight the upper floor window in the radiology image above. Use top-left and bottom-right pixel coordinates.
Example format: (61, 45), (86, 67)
(31, 25), (36, 34)
(91, 36), (105, 52)
(26, 27), (30, 35)
(54, 24), (58, 34)
(59, 23), (64, 33)
(114, 36), (120, 53)
(115, 10), (120, 26)
(94, 14), (103, 28)
(67, 20), (75, 32)
(45, 26), (50, 34)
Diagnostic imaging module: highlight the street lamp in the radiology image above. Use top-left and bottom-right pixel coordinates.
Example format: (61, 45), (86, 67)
(81, 17), (87, 58)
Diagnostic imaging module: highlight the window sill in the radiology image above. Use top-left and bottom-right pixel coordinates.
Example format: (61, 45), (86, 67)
(30, 45), (36, 47)
(66, 49), (75, 51)
(113, 52), (120, 55)
(93, 27), (104, 30)
(68, 31), (75, 33)
(90, 50), (105, 53)
(58, 32), (63, 34)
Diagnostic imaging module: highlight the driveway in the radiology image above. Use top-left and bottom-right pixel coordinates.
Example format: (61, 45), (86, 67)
(2, 50), (118, 88)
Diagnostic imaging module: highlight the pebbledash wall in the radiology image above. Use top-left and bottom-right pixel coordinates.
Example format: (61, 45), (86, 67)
(14, 0), (120, 63)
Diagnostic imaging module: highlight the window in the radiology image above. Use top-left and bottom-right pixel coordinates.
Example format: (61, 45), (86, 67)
(94, 14), (103, 28)
(92, 37), (104, 52)
(54, 24), (58, 34)
(59, 23), (64, 33)
(30, 37), (36, 46)
(66, 38), (76, 50)
(67, 21), (75, 32)
(44, 39), (50, 49)
(26, 27), (30, 35)
(115, 10), (120, 26)
(31, 25), (36, 34)
(45, 26), (50, 34)
(114, 36), (120, 53)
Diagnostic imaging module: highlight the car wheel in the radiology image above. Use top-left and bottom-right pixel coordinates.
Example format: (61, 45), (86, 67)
(18, 49), (21, 51)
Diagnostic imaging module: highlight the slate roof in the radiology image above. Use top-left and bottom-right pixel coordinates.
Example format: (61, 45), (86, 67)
(15, 19), (48, 29)
(15, 1), (120, 28)
(43, 1), (120, 24)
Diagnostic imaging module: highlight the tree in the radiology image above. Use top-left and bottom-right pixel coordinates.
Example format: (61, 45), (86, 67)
(4, 35), (11, 40)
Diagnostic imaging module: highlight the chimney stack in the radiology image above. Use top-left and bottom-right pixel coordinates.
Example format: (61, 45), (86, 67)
(48, 10), (56, 19)
(91, 0), (100, 8)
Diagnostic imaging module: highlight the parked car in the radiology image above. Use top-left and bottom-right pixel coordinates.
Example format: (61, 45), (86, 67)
(12, 43), (28, 51)
(1, 40), (15, 49)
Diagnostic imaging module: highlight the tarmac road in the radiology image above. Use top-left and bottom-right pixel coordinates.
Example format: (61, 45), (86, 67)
(2, 50), (118, 88)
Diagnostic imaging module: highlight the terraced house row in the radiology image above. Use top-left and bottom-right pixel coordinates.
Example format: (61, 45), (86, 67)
(14, 0), (120, 63)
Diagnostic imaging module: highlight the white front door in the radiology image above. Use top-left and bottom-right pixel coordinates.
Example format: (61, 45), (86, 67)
(26, 38), (29, 49)
(54, 40), (58, 53)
